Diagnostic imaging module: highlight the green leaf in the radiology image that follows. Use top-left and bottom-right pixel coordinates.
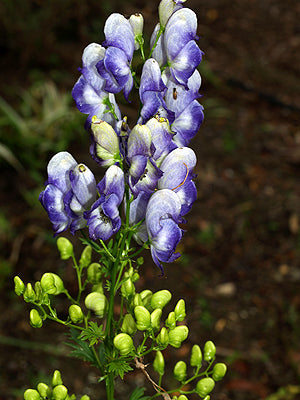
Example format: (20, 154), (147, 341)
(129, 387), (150, 400)
(107, 359), (133, 379)
(65, 328), (98, 367)
(79, 321), (105, 346)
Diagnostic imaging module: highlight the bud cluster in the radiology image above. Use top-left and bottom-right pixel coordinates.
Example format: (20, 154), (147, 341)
(23, 370), (90, 400)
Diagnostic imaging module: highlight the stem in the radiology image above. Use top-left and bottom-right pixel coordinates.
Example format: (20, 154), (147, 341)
(148, 24), (164, 59)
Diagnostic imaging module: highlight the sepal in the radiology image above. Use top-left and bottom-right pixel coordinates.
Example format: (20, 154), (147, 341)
(156, 326), (169, 347)
(151, 308), (162, 331)
(69, 305), (84, 324)
(57, 237), (73, 260)
(85, 292), (108, 317)
(151, 290), (172, 309)
(23, 389), (40, 400)
(52, 385), (68, 400)
(29, 309), (43, 328)
(121, 314), (137, 335)
(203, 341), (216, 362)
(14, 276), (25, 296)
(173, 360), (187, 382)
(52, 370), (63, 386)
(168, 325), (188, 348)
(212, 363), (227, 381)
(196, 378), (215, 398)
(113, 333), (134, 356)
(23, 283), (36, 303)
(174, 299), (186, 321)
(79, 245), (92, 269)
(40, 273), (64, 295)
(134, 305), (151, 330)
(153, 350), (165, 375)
(190, 344), (202, 368)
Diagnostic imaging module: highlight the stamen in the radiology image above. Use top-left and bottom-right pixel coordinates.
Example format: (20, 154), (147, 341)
(171, 162), (189, 190)
(78, 164), (86, 172)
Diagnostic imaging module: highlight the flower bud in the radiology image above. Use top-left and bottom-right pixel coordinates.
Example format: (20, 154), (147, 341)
(24, 389), (40, 400)
(52, 385), (68, 400)
(168, 325), (188, 348)
(151, 309), (162, 331)
(153, 350), (165, 375)
(121, 278), (135, 299)
(79, 246), (92, 269)
(178, 396), (188, 400)
(134, 306), (151, 330)
(34, 282), (45, 304)
(133, 293), (143, 307)
(14, 276), (25, 296)
(129, 13), (144, 50)
(140, 290), (152, 309)
(29, 309), (43, 328)
(203, 341), (216, 362)
(121, 314), (137, 335)
(113, 333), (134, 355)
(158, 0), (186, 27)
(156, 327), (169, 347)
(57, 237), (73, 260)
(212, 363), (227, 381)
(37, 382), (50, 398)
(40, 273), (64, 295)
(84, 292), (108, 317)
(190, 344), (202, 368)
(92, 283), (104, 294)
(23, 283), (36, 303)
(80, 396), (90, 400)
(52, 370), (63, 386)
(87, 263), (102, 284)
(165, 311), (176, 330)
(69, 305), (84, 324)
(91, 118), (120, 166)
(174, 299), (186, 322)
(151, 290), (171, 310)
(196, 378), (215, 398)
(173, 361), (187, 382)
(137, 257), (144, 266)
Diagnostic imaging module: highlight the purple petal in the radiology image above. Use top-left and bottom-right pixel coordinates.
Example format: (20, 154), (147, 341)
(69, 163), (97, 208)
(46, 152), (77, 193)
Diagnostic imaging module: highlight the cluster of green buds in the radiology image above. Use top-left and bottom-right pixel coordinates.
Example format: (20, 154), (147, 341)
(23, 370), (90, 400)
(152, 341), (227, 399)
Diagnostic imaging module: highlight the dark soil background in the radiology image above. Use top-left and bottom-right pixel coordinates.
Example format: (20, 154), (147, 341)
(0, 0), (299, 399)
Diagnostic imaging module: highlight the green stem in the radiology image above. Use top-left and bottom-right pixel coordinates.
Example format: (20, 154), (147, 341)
(148, 24), (165, 59)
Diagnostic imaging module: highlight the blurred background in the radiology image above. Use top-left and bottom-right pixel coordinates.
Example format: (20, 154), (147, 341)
(0, 0), (299, 399)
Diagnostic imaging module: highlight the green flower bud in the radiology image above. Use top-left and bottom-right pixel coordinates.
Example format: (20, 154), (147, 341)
(150, 309), (162, 331)
(158, 0), (186, 27)
(91, 118), (120, 166)
(165, 311), (176, 330)
(168, 326), (189, 348)
(190, 344), (202, 368)
(203, 341), (216, 362)
(113, 333), (134, 355)
(151, 290), (172, 310)
(80, 396), (90, 400)
(212, 363), (227, 381)
(140, 290), (152, 309)
(35, 282), (46, 304)
(85, 292), (108, 317)
(129, 13), (144, 50)
(121, 314), (137, 335)
(23, 283), (36, 303)
(87, 263), (102, 284)
(37, 382), (50, 398)
(29, 309), (43, 328)
(24, 389), (40, 400)
(134, 306), (151, 330)
(196, 378), (215, 398)
(121, 278), (135, 299)
(174, 299), (186, 322)
(137, 257), (144, 266)
(52, 385), (68, 400)
(69, 305), (84, 324)
(14, 276), (25, 296)
(178, 396), (188, 400)
(57, 237), (73, 260)
(52, 370), (63, 386)
(133, 293), (143, 307)
(173, 361), (187, 382)
(131, 272), (140, 282)
(40, 273), (64, 295)
(156, 327), (169, 347)
(153, 350), (165, 375)
(79, 246), (92, 269)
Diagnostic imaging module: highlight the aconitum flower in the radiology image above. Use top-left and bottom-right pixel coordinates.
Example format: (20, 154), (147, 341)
(96, 13), (135, 100)
(72, 43), (121, 129)
(84, 165), (125, 241)
(164, 69), (204, 146)
(127, 123), (162, 196)
(138, 58), (172, 124)
(39, 152), (97, 235)
(158, 147), (197, 216)
(146, 189), (183, 271)
(164, 8), (203, 87)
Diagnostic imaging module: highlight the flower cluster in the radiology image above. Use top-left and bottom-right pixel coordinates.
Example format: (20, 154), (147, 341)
(40, 0), (203, 271)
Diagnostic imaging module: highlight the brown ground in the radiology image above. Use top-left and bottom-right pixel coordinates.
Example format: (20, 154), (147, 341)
(0, 0), (299, 399)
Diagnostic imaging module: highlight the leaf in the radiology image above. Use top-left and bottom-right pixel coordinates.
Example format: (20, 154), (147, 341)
(65, 328), (99, 367)
(129, 387), (150, 400)
(107, 359), (133, 379)
(79, 321), (105, 347)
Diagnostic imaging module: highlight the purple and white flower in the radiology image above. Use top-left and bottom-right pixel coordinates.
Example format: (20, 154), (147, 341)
(39, 152), (97, 235)
(84, 165), (125, 241)
(146, 189), (184, 271)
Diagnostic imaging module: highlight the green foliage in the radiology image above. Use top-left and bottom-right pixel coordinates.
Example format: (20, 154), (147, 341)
(107, 359), (133, 379)
(66, 328), (101, 367)
(78, 322), (105, 346)
(129, 387), (150, 400)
